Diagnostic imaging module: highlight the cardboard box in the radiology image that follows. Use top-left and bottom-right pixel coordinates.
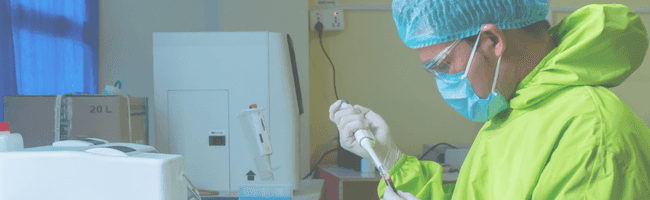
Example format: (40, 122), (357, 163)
(3, 95), (148, 148)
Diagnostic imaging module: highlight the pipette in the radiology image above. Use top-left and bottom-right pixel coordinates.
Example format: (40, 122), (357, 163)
(340, 99), (397, 193)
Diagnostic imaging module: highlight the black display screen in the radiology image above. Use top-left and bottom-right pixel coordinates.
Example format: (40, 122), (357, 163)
(210, 136), (225, 146)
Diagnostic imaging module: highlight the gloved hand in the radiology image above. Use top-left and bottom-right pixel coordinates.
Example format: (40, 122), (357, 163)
(382, 188), (420, 200)
(329, 100), (402, 171)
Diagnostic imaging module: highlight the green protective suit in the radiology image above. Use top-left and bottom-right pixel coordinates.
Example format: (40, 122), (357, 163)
(378, 4), (650, 200)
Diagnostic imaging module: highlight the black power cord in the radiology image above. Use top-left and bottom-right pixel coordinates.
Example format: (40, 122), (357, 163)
(418, 143), (458, 160)
(315, 20), (324, 38)
(302, 21), (342, 179)
(315, 21), (339, 100)
(303, 146), (342, 179)
(302, 136), (339, 179)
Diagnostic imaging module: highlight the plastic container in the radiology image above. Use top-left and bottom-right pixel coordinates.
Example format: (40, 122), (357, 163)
(239, 182), (293, 200)
(0, 122), (24, 152)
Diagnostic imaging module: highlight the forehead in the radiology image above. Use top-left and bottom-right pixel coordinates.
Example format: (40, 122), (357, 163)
(416, 41), (456, 62)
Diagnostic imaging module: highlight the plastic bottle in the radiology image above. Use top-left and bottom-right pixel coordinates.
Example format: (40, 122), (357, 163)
(0, 122), (23, 152)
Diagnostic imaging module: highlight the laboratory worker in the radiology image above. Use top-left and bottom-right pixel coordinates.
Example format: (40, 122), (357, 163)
(329, 0), (650, 199)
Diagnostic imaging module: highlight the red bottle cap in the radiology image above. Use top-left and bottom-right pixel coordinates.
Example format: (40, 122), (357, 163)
(0, 122), (9, 132)
(249, 104), (257, 109)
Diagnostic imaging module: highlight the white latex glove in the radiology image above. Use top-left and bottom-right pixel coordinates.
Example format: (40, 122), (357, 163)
(382, 188), (420, 200)
(329, 100), (402, 171)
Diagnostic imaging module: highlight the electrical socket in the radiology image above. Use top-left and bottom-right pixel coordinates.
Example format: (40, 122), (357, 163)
(310, 8), (345, 32)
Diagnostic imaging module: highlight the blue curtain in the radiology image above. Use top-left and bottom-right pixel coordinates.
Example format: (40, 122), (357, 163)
(1, 0), (98, 121)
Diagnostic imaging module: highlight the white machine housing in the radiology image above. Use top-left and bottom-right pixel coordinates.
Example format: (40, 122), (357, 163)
(445, 148), (470, 171)
(0, 141), (188, 200)
(153, 32), (302, 192)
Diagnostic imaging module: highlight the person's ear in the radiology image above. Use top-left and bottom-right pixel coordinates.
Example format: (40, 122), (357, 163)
(479, 24), (506, 57)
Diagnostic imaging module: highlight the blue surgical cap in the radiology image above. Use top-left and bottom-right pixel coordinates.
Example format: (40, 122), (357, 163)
(392, 0), (548, 49)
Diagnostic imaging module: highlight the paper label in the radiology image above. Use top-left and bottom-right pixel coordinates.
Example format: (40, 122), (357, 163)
(317, 0), (336, 6)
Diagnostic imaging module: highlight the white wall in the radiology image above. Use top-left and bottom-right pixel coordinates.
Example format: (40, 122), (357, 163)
(100, 0), (310, 178)
(99, 0), (206, 147)
(202, 0), (310, 179)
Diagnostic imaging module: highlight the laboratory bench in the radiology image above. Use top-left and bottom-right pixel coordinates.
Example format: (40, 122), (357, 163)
(201, 179), (325, 200)
(317, 166), (459, 200)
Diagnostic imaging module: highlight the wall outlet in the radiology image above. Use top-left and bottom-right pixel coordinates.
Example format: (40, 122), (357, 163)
(310, 9), (344, 32)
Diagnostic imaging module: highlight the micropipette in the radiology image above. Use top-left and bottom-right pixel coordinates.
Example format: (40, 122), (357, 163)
(340, 99), (397, 193)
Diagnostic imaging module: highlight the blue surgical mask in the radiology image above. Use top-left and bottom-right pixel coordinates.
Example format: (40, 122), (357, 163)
(434, 32), (508, 122)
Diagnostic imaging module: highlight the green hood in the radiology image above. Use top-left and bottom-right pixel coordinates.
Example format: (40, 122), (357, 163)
(510, 4), (649, 110)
